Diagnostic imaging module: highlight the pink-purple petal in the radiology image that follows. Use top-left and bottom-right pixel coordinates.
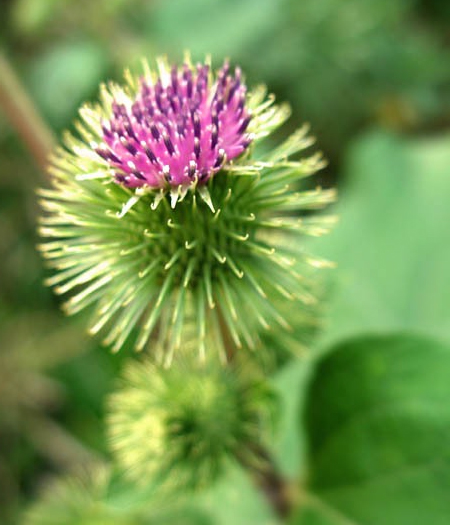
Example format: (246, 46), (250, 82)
(99, 61), (253, 190)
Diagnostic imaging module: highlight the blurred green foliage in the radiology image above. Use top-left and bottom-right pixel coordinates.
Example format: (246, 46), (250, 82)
(0, 0), (449, 523)
(294, 334), (450, 525)
(312, 131), (450, 347)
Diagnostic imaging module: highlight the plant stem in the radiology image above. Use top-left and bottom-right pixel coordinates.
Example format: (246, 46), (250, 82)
(26, 415), (101, 470)
(237, 441), (295, 519)
(216, 308), (295, 518)
(217, 305), (237, 363)
(0, 50), (55, 175)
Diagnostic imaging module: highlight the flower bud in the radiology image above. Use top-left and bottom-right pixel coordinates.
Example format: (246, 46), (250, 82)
(23, 466), (140, 525)
(107, 353), (274, 490)
(23, 465), (211, 524)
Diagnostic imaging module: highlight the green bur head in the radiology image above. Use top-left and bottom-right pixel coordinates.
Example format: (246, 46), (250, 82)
(38, 56), (335, 361)
(22, 464), (211, 524)
(107, 353), (275, 490)
(23, 467), (140, 525)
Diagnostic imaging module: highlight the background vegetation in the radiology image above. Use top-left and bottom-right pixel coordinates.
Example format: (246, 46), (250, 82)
(1, 0), (450, 523)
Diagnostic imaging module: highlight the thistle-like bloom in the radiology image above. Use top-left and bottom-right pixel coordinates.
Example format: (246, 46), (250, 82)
(39, 55), (335, 361)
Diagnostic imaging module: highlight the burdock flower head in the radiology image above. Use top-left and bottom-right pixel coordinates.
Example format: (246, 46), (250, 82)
(39, 54), (335, 363)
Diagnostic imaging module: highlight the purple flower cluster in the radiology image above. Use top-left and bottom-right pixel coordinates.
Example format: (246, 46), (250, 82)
(96, 61), (253, 189)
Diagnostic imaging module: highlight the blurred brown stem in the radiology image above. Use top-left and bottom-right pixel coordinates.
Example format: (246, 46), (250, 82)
(237, 441), (296, 520)
(26, 415), (101, 470)
(0, 50), (55, 175)
(217, 308), (295, 518)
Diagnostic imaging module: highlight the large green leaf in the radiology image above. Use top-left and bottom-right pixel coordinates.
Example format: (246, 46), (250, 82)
(272, 359), (312, 478)
(292, 334), (450, 524)
(311, 131), (450, 347)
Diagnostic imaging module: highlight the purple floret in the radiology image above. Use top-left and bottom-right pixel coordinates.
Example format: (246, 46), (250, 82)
(97, 61), (253, 189)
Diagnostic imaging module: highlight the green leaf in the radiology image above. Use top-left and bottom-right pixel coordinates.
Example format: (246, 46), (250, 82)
(312, 131), (450, 347)
(292, 334), (450, 525)
(272, 359), (312, 478)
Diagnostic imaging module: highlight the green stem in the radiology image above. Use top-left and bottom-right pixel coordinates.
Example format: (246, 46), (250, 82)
(0, 50), (55, 175)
